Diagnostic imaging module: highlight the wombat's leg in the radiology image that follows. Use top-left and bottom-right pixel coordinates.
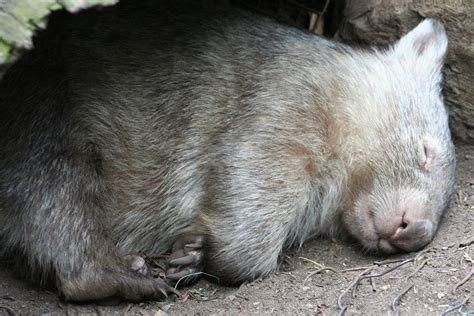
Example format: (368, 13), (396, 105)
(194, 135), (319, 284)
(200, 178), (304, 284)
(4, 152), (177, 302)
(166, 234), (205, 285)
(201, 213), (289, 284)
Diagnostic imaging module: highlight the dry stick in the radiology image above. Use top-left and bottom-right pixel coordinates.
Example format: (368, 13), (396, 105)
(414, 247), (434, 263)
(338, 258), (415, 315)
(441, 297), (470, 316)
(453, 266), (473, 292)
(174, 272), (220, 288)
(337, 267), (373, 316)
(459, 235), (474, 247)
(406, 260), (428, 281)
(369, 276), (376, 292)
(311, 0), (331, 33)
(374, 258), (409, 265)
(123, 303), (134, 314)
(299, 257), (325, 269)
(391, 283), (414, 315)
(341, 266), (371, 272)
(303, 267), (338, 285)
(337, 306), (348, 316)
(352, 258), (414, 297)
(365, 259), (414, 279)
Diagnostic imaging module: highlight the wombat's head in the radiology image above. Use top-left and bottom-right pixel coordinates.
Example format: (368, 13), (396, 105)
(340, 19), (456, 254)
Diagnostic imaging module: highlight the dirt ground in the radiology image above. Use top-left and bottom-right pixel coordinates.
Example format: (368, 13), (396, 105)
(1, 144), (472, 315)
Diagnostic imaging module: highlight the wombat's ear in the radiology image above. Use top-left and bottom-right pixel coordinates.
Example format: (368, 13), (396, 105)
(393, 19), (448, 66)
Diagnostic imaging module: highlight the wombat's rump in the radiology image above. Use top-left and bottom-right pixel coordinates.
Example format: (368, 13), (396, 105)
(0, 0), (455, 302)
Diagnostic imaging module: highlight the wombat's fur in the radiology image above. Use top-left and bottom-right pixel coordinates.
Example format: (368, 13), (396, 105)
(0, 1), (455, 302)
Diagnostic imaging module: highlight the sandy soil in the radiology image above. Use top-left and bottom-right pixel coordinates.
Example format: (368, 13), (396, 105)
(1, 144), (472, 315)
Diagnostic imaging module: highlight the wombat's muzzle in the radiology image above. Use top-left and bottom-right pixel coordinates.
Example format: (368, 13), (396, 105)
(387, 219), (434, 252)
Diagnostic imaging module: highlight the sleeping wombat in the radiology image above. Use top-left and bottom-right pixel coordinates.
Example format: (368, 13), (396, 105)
(0, 0), (455, 302)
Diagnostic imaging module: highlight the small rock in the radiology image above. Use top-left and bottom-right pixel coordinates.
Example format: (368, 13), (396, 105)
(380, 284), (391, 291)
(159, 304), (171, 312)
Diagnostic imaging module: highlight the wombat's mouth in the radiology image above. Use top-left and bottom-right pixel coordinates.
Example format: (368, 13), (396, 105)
(377, 239), (402, 253)
(361, 238), (401, 254)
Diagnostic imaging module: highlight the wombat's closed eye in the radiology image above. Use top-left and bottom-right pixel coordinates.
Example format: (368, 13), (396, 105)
(418, 136), (438, 172)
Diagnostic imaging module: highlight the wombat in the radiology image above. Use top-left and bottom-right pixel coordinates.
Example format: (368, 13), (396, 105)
(0, 0), (455, 302)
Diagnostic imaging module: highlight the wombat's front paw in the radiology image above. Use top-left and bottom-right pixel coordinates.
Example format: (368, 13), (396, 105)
(166, 234), (204, 285)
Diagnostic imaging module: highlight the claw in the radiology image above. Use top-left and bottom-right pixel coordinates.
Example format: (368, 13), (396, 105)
(183, 240), (204, 250)
(166, 267), (198, 280)
(166, 234), (205, 286)
(168, 285), (180, 296)
(159, 288), (168, 298)
(168, 253), (198, 266)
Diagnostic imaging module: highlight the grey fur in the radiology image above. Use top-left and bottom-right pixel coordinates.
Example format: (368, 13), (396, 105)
(0, 1), (455, 301)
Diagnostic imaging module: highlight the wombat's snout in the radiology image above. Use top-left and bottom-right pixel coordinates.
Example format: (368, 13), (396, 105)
(348, 188), (437, 254)
(379, 212), (434, 253)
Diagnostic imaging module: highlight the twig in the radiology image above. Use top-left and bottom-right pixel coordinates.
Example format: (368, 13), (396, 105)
(174, 271), (220, 288)
(414, 248), (434, 263)
(287, 272), (298, 281)
(365, 259), (414, 279)
(337, 267), (373, 315)
(123, 303), (134, 315)
(311, 0), (331, 33)
(337, 306), (347, 316)
(406, 260), (427, 281)
(352, 259), (414, 296)
(299, 257), (325, 269)
(288, 0), (327, 15)
(369, 276), (376, 292)
(303, 267), (338, 285)
(453, 266), (473, 292)
(391, 283), (414, 315)
(341, 266), (371, 272)
(441, 297), (469, 316)
(374, 258), (409, 265)
(459, 235), (474, 248)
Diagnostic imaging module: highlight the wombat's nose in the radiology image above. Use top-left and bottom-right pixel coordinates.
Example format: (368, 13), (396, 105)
(389, 219), (433, 252)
